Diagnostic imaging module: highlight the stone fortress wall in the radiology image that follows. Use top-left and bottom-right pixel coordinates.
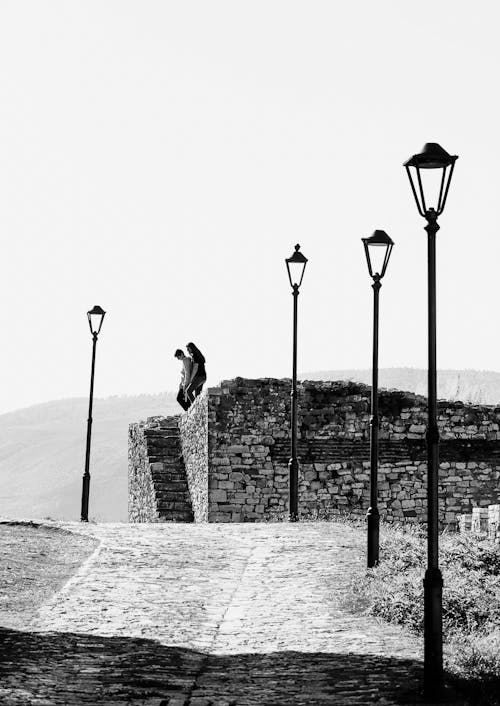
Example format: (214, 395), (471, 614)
(129, 378), (500, 526)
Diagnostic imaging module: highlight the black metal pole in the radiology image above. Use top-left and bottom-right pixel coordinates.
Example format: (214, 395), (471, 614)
(288, 284), (299, 521)
(81, 332), (98, 522)
(423, 211), (444, 696)
(367, 277), (381, 567)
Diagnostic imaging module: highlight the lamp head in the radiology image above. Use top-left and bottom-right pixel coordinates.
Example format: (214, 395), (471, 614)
(87, 305), (106, 336)
(361, 230), (394, 280)
(404, 142), (458, 217)
(285, 244), (308, 289)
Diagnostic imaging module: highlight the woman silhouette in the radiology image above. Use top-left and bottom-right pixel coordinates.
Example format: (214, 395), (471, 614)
(185, 342), (207, 403)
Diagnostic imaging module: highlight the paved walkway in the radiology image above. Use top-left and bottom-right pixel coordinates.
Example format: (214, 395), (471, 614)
(0, 523), (468, 705)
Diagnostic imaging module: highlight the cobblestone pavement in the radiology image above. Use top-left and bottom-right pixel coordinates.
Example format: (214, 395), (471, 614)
(0, 523), (470, 705)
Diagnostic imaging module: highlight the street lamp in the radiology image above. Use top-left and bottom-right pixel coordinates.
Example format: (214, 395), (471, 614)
(361, 230), (394, 568)
(80, 305), (106, 522)
(404, 142), (458, 697)
(285, 244), (307, 522)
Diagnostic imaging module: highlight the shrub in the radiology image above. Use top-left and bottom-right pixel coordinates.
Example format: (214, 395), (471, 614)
(449, 629), (500, 681)
(345, 523), (500, 702)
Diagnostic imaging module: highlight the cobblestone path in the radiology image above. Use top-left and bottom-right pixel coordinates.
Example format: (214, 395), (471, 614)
(0, 523), (469, 705)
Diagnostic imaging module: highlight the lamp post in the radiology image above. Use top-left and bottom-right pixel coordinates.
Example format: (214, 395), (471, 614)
(285, 244), (308, 522)
(81, 305), (106, 522)
(362, 230), (394, 568)
(404, 143), (458, 697)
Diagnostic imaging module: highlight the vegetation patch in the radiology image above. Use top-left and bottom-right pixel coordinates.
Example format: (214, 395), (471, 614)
(0, 522), (99, 629)
(344, 523), (500, 704)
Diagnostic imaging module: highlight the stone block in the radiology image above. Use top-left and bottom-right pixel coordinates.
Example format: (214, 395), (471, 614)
(488, 504), (500, 541)
(219, 481), (234, 490)
(226, 445), (248, 454)
(458, 514), (472, 532)
(212, 457), (231, 466)
(472, 507), (488, 534)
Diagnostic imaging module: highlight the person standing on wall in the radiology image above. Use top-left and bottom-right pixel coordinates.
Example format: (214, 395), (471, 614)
(174, 348), (192, 411)
(185, 342), (207, 403)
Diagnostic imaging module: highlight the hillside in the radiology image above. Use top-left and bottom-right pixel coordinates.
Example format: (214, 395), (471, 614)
(300, 368), (500, 406)
(0, 393), (178, 523)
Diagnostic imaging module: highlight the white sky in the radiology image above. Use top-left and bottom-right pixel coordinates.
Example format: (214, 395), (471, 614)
(1, 0), (499, 414)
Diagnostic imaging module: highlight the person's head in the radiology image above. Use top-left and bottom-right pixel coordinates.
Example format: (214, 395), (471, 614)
(174, 349), (184, 359)
(186, 342), (205, 363)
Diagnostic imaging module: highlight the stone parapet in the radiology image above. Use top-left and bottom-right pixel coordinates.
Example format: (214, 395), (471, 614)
(178, 393), (209, 522)
(205, 378), (500, 524)
(128, 421), (157, 522)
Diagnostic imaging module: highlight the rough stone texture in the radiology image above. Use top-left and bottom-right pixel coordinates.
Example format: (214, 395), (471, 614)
(128, 422), (157, 522)
(207, 378), (500, 525)
(178, 393), (209, 522)
(129, 377), (500, 525)
(128, 416), (193, 522)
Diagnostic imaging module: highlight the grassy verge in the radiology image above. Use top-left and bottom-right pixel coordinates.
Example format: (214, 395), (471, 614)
(344, 523), (500, 705)
(0, 521), (99, 629)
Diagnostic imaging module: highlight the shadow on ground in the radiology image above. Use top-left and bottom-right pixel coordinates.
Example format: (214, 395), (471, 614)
(0, 627), (474, 706)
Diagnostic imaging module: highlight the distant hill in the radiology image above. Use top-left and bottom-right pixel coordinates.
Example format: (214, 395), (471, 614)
(0, 393), (178, 523)
(300, 368), (500, 406)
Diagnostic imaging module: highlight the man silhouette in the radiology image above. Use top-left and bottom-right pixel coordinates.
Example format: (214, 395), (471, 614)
(174, 349), (192, 411)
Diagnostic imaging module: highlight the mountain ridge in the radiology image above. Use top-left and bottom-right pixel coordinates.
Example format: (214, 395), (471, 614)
(300, 367), (500, 405)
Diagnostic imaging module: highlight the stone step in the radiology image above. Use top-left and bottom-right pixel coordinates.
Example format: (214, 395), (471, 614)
(156, 491), (191, 503)
(160, 511), (194, 522)
(130, 416), (194, 523)
(144, 434), (181, 443)
(149, 457), (183, 467)
(157, 498), (192, 510)
(148, 442), (182, 457)
(146, 445), (182, 456)
(144, 427), (179, 438)
(150, 462), (185, 472)
(151, 469), (186, 478)
(151, 471), (187, 483)
(154, 480), (190, 491)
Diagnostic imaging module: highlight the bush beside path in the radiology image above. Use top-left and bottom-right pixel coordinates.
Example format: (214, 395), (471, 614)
(0, 521), (472, 705)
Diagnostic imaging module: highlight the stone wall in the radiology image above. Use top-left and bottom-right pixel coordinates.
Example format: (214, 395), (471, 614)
(129, 377), (500, 525)
(178, 393), (209, 522)
(128, 420), (160, 522)
(206, 378), (500, 524)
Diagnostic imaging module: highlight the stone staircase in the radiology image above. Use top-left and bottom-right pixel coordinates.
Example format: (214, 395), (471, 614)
(144, 417), (194, 522)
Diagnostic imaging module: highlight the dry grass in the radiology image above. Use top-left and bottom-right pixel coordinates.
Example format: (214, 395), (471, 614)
(0, 521), (99, 628)
(343, 522), (500, 705)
